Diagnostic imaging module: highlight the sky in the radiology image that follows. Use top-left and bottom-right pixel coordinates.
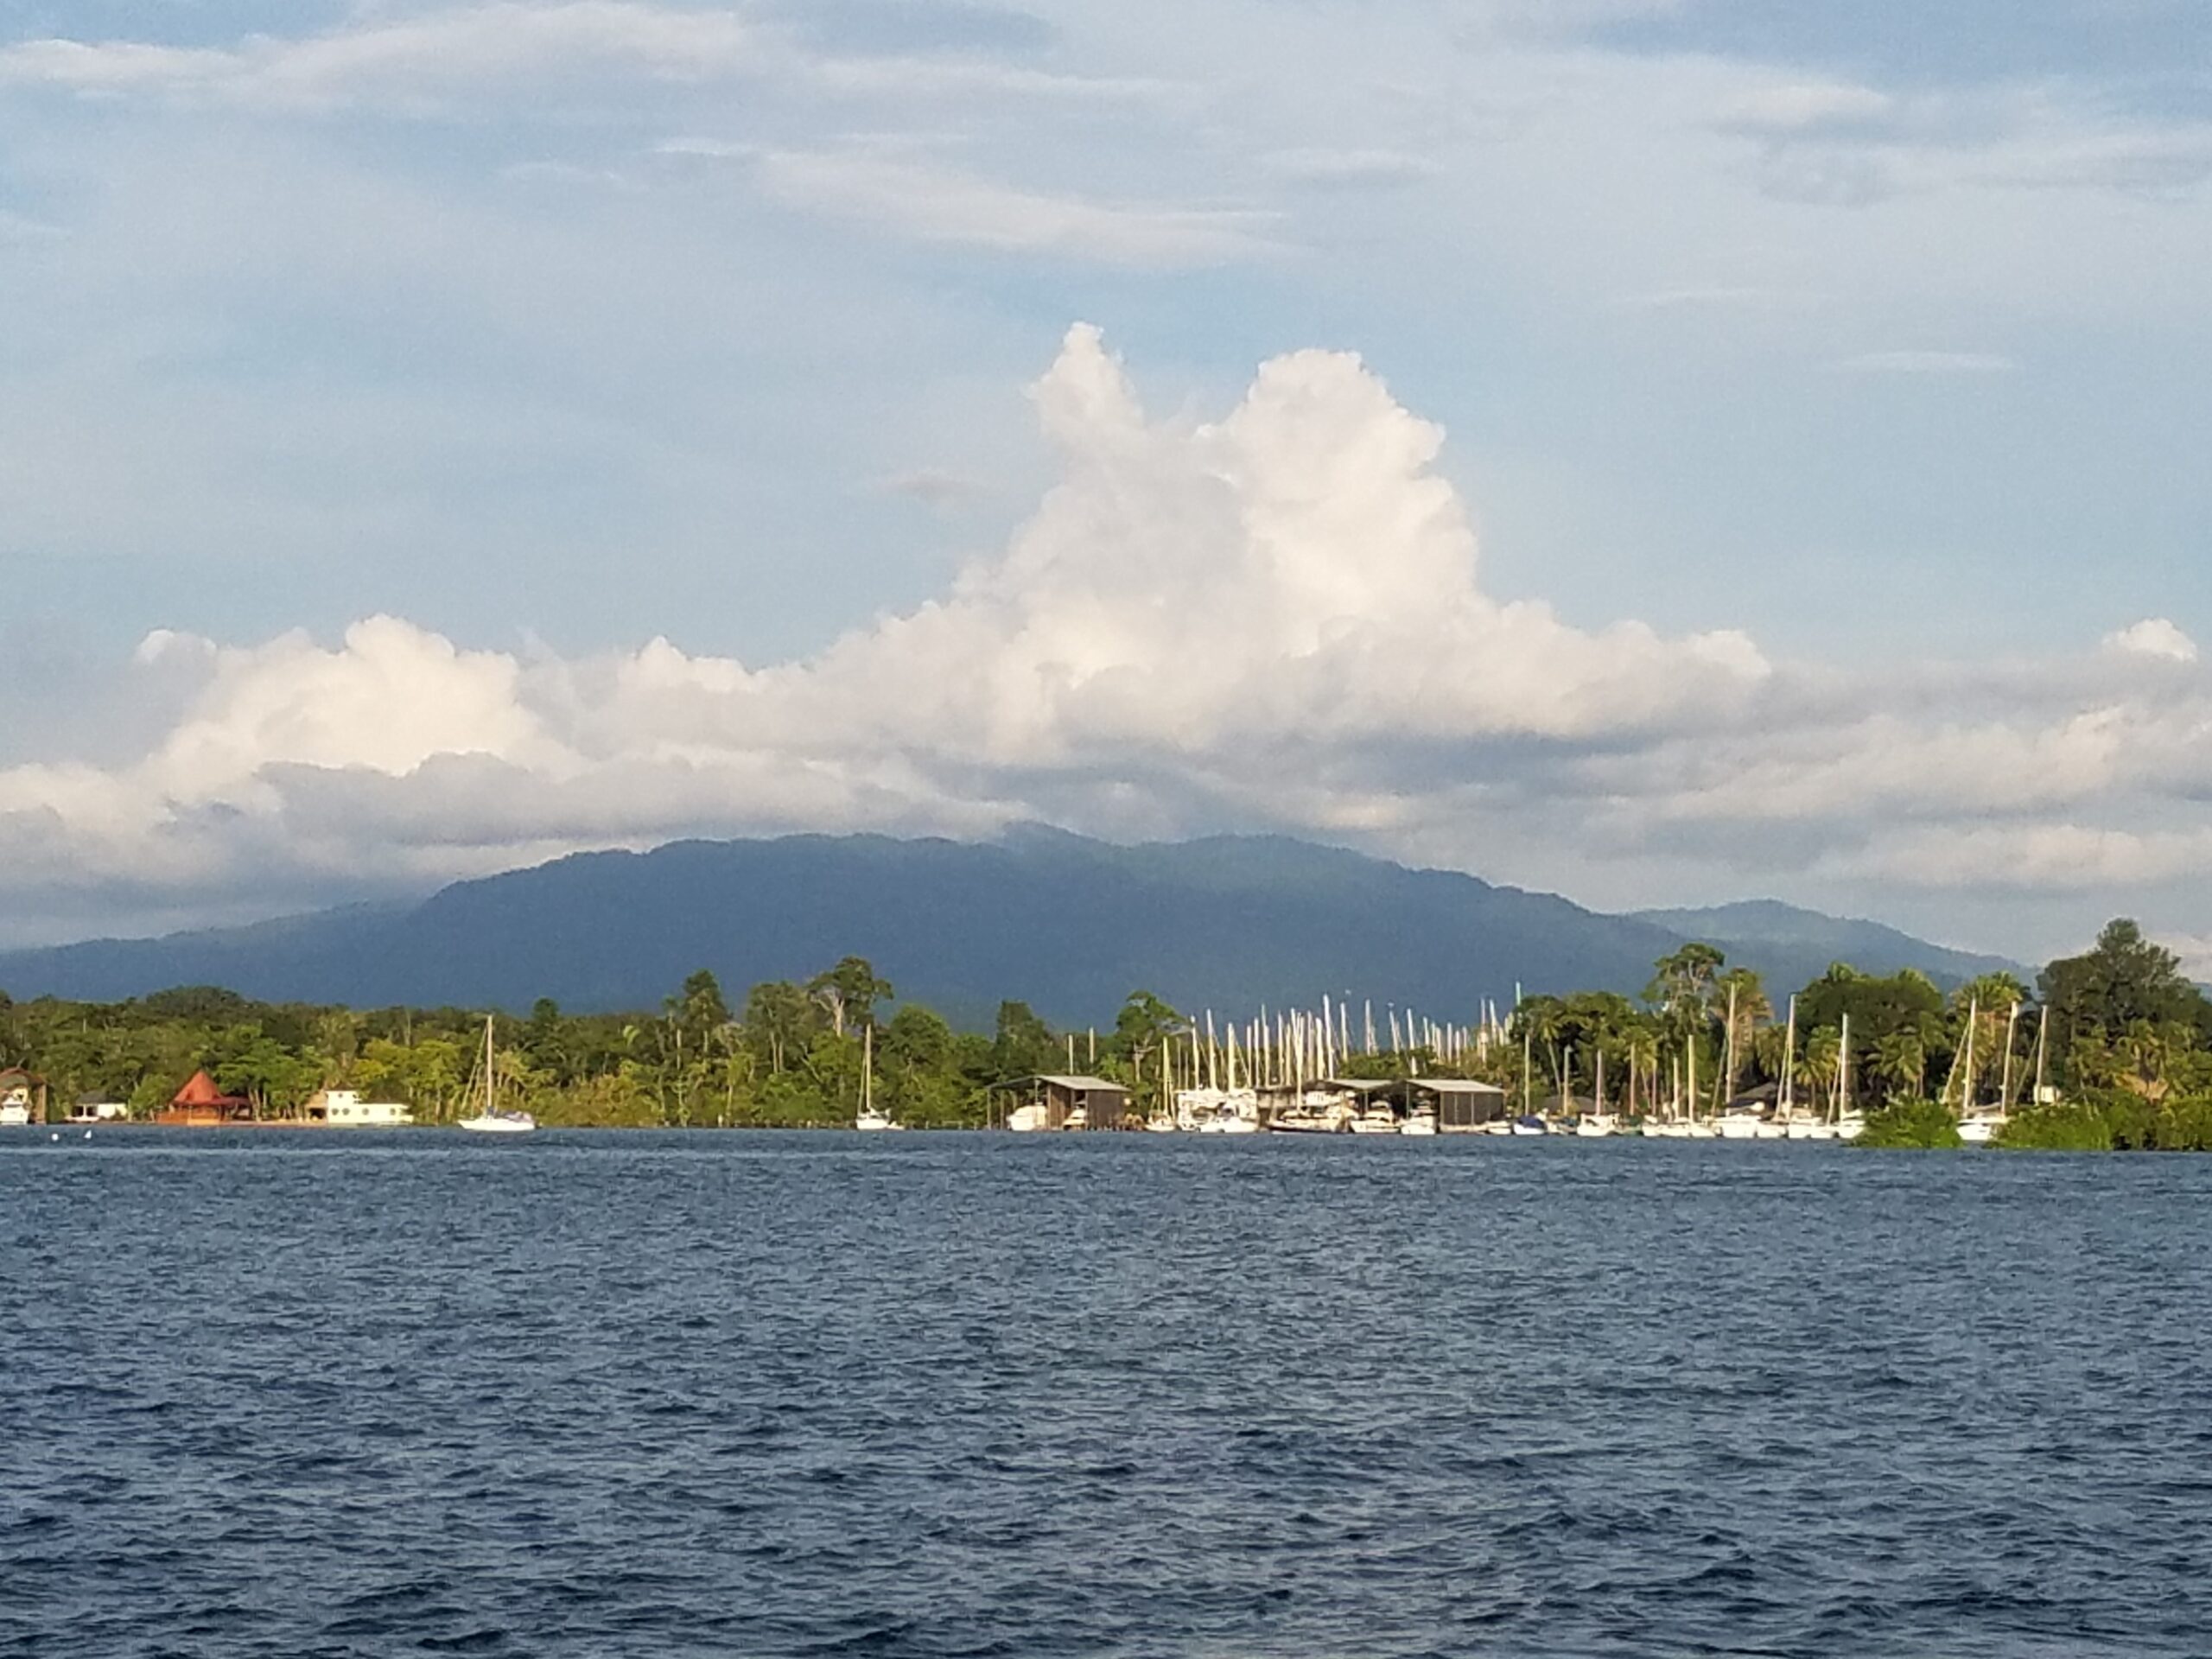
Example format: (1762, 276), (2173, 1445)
(2, 0), (2211, 969)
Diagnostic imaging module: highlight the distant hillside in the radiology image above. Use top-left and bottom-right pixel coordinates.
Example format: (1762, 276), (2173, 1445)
(1633, 899), (2029, 986)
(0, 831), (2008, 1025)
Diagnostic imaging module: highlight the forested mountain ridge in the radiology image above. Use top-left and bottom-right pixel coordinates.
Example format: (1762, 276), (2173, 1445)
(0, 830), (2010, 1025)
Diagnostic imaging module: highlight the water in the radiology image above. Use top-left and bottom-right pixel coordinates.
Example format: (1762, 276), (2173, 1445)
(3, 1132), (2208, 1657)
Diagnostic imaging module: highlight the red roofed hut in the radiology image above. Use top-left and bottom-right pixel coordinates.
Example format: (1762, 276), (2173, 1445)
(157, 1071), (253, 1127)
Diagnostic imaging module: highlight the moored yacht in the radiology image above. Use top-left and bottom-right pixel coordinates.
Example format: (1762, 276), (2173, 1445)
(457, 1018), (536, 1135)
(1957, 1110), (2008, 1145)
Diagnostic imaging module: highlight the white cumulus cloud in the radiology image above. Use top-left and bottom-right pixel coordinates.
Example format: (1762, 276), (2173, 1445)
(1, 327), (2208, 950)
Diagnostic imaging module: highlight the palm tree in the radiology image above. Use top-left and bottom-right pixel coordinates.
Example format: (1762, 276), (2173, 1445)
(1802, 1029), (1842, 1109)
(1714, 967), (1771, 1096)
(1873, 1028), (1927, 1103)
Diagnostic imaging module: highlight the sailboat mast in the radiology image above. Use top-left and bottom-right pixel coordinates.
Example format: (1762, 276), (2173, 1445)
(1782, 995), (1798, 1115)
(2034, 1003), (2050, 1104)
(1839, 1012), (1852, 1121)
(1999, 1001), (2021, 1114)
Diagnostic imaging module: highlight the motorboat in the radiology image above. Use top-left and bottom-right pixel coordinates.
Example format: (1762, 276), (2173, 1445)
(1347, 1106), (1402, 1135)
(1007, 1103), (1051, 1132)
(1574, 1114), (1619, 1138)
(1716, 1110), (1766, 1140)
(1400, 1109), (1438, 1136)
(1509, 1114), (1549, 1136)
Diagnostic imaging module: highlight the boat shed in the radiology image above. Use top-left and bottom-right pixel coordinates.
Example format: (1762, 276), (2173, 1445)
(0, 1067), (48, 1122)
(1012, 1074), (1131, 1131)
(1417, 1077), (1509, 1132)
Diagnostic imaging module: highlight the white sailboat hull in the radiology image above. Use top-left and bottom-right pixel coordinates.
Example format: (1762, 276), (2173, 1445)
(458, 1114), (535, 1135)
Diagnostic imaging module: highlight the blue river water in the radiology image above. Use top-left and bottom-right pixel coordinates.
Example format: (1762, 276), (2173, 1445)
(2, 1131), (2208, 1657)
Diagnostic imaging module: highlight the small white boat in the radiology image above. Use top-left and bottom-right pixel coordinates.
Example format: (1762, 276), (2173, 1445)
(457, 1017), (537, 1135)
(1574, 1114), (1619, 1138)
(1958, 1110), (2008, 1146)
(1196, 1110), (1260, 1135)
(1509, 1114), (1549, 1136)
(458, 1109), (535, 1135)
(1144, 1113), (1179, 1133)
(1347, 1107), (1402, 1135)
(0, 1103), (30, 1128)
(1400, 1109), (1438, 1137)
(854, 1028), (903, 1129)
(1834, 1111), (1866, 1143)
(1715, 1111), (1765, 1141)
(1007, 1103), (1051, 1133)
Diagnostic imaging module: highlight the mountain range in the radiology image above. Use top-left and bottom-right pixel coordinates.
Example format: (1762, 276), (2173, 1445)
(0, 830), (2025, 1027)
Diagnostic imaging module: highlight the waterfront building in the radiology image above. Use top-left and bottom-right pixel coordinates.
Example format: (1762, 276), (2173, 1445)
(1419, 1077), (1510, 1132)
(308, 1090), (416, 1127)
(0, 1067), (46, 1125)
(156, 1071), (254, 1126)
(1003, 1074), (1131, 1130)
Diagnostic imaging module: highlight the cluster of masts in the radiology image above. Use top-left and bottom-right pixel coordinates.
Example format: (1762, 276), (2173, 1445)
(1063, 995), (1511, 1095)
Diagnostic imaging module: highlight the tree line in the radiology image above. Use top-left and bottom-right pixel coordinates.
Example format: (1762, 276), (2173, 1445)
(2, 919), (2208, 1146)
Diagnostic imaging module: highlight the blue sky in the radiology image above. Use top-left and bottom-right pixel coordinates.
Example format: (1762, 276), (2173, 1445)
(2, 0), (2210, 968)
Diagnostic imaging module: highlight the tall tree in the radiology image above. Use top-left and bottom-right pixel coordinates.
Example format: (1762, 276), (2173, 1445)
(807, 957), (893, 1038)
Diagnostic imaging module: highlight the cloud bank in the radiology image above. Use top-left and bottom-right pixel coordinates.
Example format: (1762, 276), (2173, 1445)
(2, 328), (2205, 953)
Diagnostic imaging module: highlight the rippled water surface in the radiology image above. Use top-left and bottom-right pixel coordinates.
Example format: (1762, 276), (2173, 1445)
(3, 1132), (2209, 1656)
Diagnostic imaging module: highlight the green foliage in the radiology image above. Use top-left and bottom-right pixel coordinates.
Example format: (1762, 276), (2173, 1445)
(1996, 1103), (2114, 1152)
(1797, 965), (1945, 1050)
(1854, 1098), (1962, 1149)
(2042, 920), (2212, 1080)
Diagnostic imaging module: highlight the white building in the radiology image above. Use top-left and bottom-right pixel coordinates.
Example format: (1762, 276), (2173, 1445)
(312, 1090), (416, 1127)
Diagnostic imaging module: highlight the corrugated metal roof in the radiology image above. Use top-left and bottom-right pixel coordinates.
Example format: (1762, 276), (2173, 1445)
(1031, 1074), (1128, 1091)
(1413, 1077), (1507, 1095)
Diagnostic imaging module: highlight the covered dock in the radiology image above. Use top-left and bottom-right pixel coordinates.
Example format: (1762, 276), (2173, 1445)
(1416, 1077), (1510, 1132)
(1001, 1074), (1132, 1131)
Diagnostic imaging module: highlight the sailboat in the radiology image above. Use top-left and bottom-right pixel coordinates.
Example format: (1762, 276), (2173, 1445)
(855, 1026), (903, 1131)
(1957, 1000), (2018, 1145)
(458, 1016), (536, 1135)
